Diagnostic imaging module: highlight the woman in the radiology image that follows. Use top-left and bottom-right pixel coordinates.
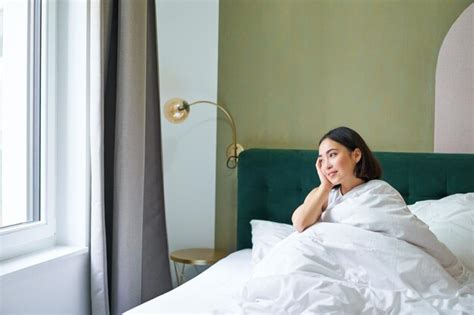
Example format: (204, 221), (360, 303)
(291, 126), (464, 280)
(292, 126), (382, 232)
(239, 128), (468, 313)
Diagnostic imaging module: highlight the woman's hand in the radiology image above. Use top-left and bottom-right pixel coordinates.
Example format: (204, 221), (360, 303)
(292, 158), (333, 232)
(316, 157), (333, 191)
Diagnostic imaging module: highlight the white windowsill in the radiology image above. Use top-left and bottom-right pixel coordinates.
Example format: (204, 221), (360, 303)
(0, 245), (89, 277)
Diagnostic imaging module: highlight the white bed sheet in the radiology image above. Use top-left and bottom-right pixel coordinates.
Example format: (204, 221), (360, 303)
(125, 249), (252, 314)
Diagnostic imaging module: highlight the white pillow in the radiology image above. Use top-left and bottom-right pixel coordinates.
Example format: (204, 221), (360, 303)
(408, 193), (474, 272)
(250, 219), (295, 265)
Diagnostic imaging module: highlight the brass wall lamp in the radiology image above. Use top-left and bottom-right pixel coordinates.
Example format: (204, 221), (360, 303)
(163, 98), (244, 169)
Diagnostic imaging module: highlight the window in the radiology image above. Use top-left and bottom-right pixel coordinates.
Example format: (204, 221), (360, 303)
(0, 0), (41, 230)
(0, 0), (54, 260)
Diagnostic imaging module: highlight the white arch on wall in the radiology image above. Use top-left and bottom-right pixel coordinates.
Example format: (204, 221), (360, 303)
(434, 4), (473, 153)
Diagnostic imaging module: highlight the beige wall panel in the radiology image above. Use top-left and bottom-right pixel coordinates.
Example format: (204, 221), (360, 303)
(216, 0), (472, 251)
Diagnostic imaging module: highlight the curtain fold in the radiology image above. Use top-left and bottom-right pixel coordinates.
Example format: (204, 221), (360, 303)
(90, 0), (172, 314)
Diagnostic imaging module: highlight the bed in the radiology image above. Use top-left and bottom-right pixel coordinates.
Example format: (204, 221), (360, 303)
(126, 149), (474, 314)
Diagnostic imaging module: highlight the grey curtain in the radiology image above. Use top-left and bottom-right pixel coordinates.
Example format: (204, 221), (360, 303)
(101, 0), (172, 314)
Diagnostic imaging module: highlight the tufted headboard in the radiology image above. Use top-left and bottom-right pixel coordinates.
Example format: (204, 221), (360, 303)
(237, 149), (474, 250)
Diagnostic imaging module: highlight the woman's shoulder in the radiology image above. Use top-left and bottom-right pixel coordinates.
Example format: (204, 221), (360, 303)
(364, 179), (404, 199)
(362, 179), (398, 193)
(366, 179), (389, 187)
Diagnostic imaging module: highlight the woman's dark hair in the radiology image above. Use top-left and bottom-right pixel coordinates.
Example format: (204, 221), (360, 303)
(319, 126), (382, 181)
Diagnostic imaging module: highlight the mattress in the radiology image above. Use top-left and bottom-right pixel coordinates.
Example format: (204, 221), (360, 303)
(125, 249), (252, 314)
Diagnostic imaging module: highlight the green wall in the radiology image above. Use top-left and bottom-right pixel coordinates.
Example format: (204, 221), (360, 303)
(215, 0), (472, 251)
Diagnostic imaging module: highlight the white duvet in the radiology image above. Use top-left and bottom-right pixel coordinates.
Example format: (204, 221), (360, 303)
(236, 181), (474, 314)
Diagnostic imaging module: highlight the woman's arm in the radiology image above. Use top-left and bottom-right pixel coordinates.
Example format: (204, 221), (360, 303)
(292, 157), (333, 232)
(291, 185), (331, 232)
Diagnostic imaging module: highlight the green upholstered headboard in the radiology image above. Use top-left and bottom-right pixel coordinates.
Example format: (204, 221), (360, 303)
(237, 149), (474, 250)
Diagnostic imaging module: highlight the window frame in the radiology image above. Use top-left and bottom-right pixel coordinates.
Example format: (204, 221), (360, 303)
(0, 0), (56, 261)
(30, 0), (41, 223)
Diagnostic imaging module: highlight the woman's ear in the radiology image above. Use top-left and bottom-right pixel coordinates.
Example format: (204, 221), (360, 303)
(353, 148), (362, 163)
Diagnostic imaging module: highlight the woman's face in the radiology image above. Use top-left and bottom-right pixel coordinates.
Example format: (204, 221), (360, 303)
(318, 138), (361, 186)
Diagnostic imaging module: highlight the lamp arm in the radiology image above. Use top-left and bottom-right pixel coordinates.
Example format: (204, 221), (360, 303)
(188, 100), (238, 158)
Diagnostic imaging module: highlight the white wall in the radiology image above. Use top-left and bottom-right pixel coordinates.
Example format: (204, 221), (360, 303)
(157, 0), (218, 285)
(434, 4), (473, 153)
(0, 251), (89, 315)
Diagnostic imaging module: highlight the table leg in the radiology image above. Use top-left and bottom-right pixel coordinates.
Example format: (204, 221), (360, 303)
(180, 262), (186, 284)
(173, 261), (181, 286)
(172, 261), (202, 285)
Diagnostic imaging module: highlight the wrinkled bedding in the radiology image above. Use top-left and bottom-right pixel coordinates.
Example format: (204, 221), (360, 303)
(234, 181), (474, 314)
(239, 223), (473, 314)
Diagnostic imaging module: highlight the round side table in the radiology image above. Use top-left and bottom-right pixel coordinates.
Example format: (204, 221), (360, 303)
(169, 248), (227, 285)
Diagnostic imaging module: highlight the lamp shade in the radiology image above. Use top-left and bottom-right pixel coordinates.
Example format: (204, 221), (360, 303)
(164, 98), (190, 123)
